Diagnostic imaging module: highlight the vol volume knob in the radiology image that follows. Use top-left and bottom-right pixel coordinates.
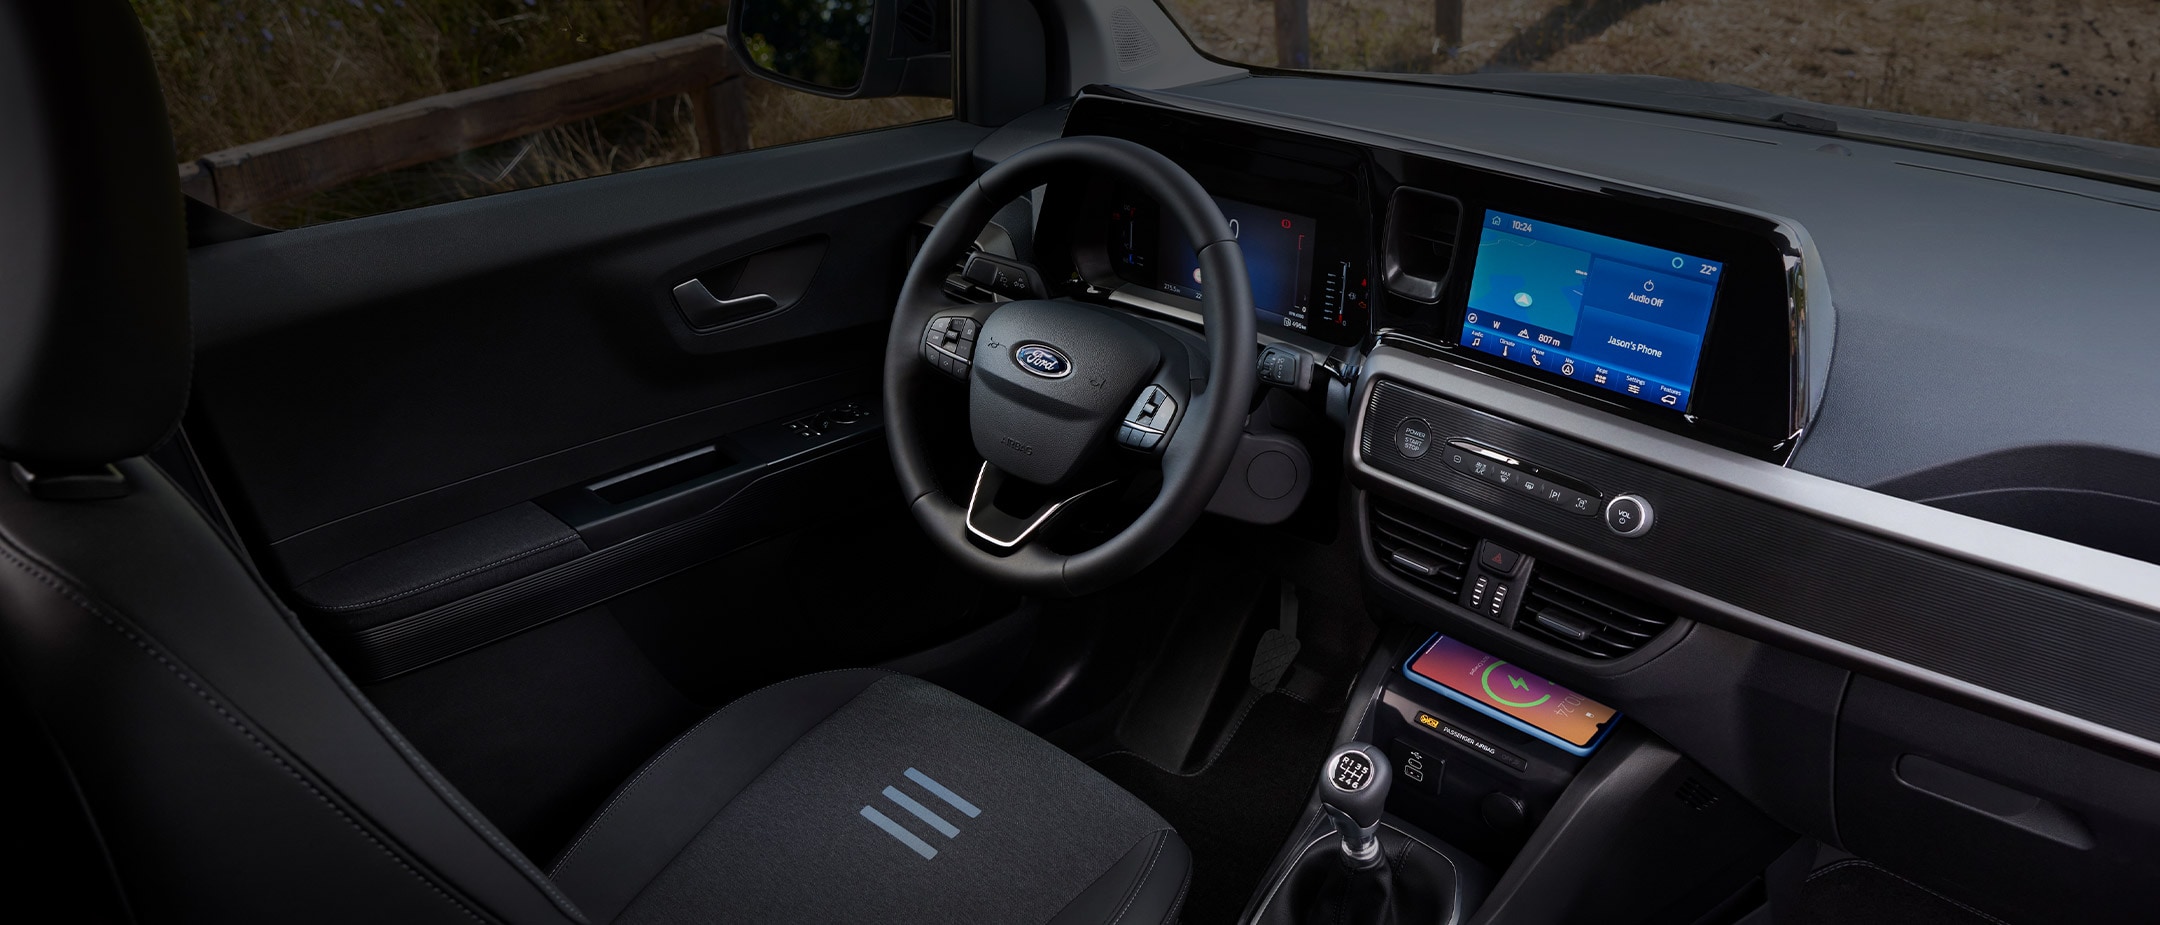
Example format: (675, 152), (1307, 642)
(1604, 494), (1654, 538)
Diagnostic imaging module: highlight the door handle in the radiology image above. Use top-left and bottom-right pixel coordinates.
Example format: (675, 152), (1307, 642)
(672, 278), (779, 329)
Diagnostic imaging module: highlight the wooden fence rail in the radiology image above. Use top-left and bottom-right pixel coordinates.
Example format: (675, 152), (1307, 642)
(178, 27), (746, 214)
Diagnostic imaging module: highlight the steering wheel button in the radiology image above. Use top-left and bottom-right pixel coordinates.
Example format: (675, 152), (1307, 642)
(1124, 386), (1177, 434)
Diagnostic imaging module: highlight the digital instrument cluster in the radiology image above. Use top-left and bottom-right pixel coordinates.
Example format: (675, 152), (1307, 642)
(1105, 191), (1369, 345)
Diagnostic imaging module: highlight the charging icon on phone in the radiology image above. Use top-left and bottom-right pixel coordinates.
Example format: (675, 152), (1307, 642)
(1481, 662), (1552, 709)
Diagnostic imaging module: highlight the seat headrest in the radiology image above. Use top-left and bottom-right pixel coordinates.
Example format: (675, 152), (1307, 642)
(0, 1), (190, 466)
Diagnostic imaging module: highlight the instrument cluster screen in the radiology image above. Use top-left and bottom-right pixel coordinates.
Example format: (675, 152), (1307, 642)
(1111, 193), (1365, 342)
(1462, 210), (1725, 411)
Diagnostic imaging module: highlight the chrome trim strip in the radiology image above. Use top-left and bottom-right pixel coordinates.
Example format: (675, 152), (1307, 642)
(962, 463), (1111, 550)
(1106, 285), (1204, 327)
(1104, 284), (1316, 352)
(1351, 346), (2160, 760)
(1451, 440), (1520, 467)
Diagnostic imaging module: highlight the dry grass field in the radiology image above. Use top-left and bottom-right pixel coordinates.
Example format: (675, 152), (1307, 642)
(1162, 0), (2160, 148)
(132, 0), (948, 226)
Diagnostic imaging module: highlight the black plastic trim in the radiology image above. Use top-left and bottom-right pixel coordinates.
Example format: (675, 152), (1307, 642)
(1351, 355), (2160, 769)
(326, 422), (883, 682)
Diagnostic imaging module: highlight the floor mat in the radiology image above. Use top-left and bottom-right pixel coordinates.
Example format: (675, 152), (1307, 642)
(1089, 692), (1341, 925)
(1784, 860), (2011, 925)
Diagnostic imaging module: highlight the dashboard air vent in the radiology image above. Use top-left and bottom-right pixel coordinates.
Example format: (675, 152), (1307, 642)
(1382, 188), (1463, 303)
(1515, 564), (1676, 659)
(1370, 500), (1475, 600)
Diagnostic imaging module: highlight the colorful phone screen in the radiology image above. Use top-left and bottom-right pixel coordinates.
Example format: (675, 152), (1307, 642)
(1404, 635), (1619, 753)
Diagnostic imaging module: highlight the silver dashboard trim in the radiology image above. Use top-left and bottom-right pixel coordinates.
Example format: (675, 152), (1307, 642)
(1106, 285), (1205, 328)
(1105, 283), (1335, 354)
(1351, 346), (2160, 761)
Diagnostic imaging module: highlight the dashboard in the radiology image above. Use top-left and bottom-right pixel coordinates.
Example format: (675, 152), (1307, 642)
(1041, 94), (1813, 461)
(1000, 81), (2160, 925)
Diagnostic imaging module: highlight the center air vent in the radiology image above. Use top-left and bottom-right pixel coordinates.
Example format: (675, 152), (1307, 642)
(1514, 564), (1676, 659)
(1370, 499), (1475, 600)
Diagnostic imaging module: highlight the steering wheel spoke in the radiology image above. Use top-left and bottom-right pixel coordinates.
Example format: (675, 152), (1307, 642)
(964, 462), (1116, 551)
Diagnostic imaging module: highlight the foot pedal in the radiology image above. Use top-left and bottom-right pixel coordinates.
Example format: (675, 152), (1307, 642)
(1249, 583), (1303, 691)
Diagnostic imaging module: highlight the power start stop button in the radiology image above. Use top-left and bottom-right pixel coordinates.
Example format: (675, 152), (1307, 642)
(1397, 417), (1433, 459)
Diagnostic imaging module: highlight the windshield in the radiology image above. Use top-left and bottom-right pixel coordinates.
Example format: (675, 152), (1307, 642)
(1157, 0), (2160, 152)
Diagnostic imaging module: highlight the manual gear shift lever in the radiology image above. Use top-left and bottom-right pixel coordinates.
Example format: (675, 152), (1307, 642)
(1255, 741), (1456, 925)
(1319, 742), (1393, 868)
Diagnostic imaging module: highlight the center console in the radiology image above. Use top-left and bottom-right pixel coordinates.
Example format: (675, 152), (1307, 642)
(1242, 627), (1794, 925)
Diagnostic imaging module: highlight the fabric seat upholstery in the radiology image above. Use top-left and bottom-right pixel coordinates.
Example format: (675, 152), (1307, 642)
(553, 669), (1191, 924)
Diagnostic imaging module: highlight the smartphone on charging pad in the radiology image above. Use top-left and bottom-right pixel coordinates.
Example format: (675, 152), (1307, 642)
(1402, 634), (1621, 757)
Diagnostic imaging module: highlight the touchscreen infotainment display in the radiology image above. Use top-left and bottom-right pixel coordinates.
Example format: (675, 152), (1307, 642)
(1403, 634), (1620, 756)
(1462, 210), (1724, 411)
(1153, 196), (1320, 332)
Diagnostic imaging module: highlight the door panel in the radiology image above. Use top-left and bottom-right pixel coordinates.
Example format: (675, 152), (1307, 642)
(182, 119), (994, 676)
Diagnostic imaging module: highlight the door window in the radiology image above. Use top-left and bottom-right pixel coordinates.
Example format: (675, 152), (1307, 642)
(134, 0), (951, 227)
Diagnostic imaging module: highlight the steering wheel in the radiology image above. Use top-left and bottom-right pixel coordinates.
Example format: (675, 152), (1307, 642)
(883, 136), (1257, 596)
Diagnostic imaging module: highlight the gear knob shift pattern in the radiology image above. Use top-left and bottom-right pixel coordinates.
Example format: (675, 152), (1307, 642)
(1319, 742), (1392, 866)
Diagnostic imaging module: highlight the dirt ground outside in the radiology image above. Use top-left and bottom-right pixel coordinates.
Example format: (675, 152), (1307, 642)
(1161, 0), (2160, 148)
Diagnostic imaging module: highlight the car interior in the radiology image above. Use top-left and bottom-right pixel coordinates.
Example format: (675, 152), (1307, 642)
(6, 1), (2160, 923)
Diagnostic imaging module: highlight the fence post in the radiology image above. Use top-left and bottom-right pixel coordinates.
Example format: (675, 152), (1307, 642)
(1435, 0), (1464, 57)
(1274, 0), (1310, 69)
(177, 160), (218, 208)
(692, 75), (751, 156)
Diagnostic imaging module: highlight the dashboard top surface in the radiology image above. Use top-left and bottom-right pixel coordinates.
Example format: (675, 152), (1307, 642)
(1144, 75), (2160, 492)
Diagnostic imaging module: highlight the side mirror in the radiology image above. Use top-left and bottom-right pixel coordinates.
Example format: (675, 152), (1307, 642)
(728, 0), (951, 100)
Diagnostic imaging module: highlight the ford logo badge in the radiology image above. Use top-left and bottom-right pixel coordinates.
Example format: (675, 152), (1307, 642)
(1012, 343), (1072, 379)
